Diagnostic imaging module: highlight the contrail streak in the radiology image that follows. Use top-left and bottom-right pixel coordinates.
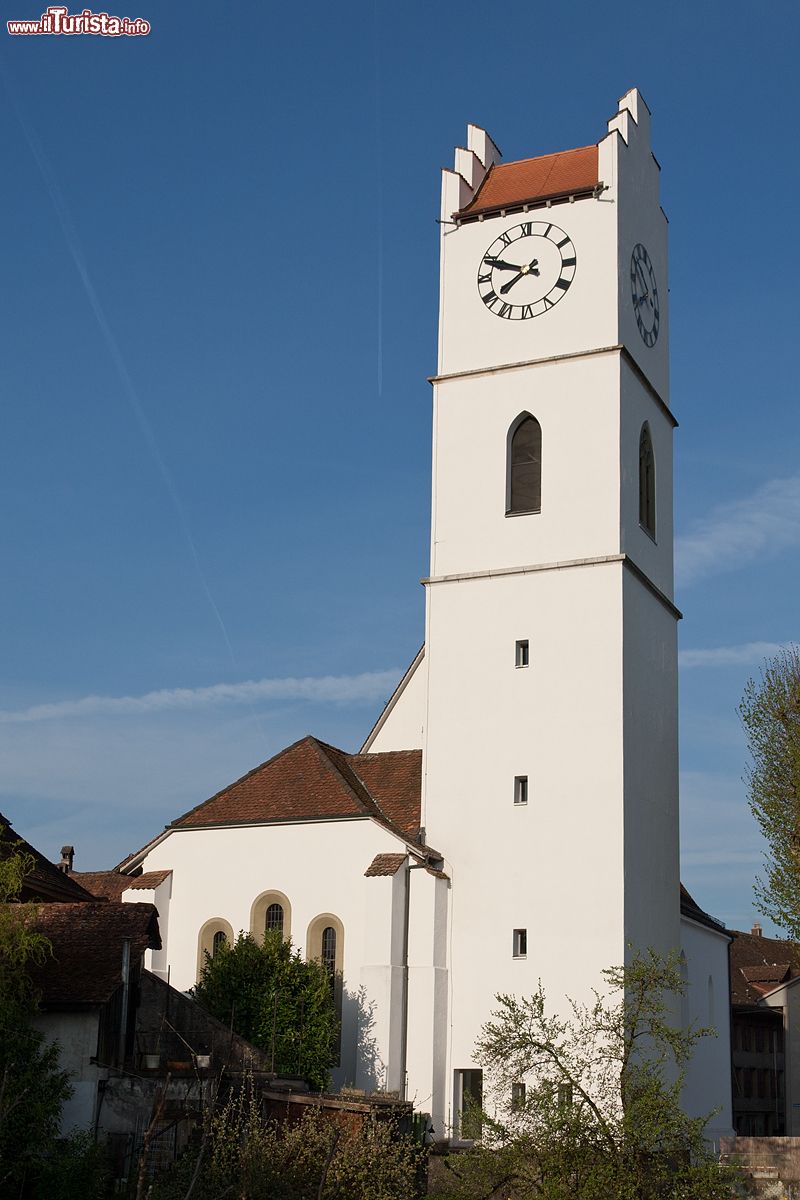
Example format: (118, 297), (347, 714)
(0, 669), (403, 724)
(1, 61), (236, 663)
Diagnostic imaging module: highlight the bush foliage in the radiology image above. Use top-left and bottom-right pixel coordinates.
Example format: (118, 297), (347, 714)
(193, 929), (338, 1091)
(150, 1082), (423, 1200)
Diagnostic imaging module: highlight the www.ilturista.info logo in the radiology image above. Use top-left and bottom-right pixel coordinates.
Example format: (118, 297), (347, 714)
(7, 6), (150, 34)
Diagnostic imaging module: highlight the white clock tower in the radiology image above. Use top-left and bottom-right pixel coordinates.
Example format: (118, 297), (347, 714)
(368, 88), (681, 1133)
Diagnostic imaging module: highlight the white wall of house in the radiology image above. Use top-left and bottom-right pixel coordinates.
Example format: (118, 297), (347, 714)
(763, 978), (800, 1135)
(31, 1009), (105, 1134)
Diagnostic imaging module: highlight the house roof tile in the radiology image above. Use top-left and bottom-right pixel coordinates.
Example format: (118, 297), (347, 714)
(365, 853), (407, 878)
(457, 144), (599, 219)
(729, 928), (800, 1007)
(1, 812), (96, 904)
(158, 736), (426, 851)
(27, 901), (161, 1006)
(73, 869), (171, 901)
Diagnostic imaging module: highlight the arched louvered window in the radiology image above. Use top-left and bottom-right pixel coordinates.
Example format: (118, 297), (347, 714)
(639, 423), (656, 538)
(212, 930), (227, 957)
(321, 926), (337, 976)
(265, 902), (284, 936)
(507, 414), (542, 515)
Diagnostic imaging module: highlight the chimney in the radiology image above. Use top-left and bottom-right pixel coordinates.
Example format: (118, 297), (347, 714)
(59, 845), (74, 874)
(751, 921), (763, 937)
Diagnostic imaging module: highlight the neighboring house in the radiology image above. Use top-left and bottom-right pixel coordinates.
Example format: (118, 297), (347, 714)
(27, 900), (161, 1133)
(1, 810), (95, 904)
(730, 924), (800, 1136)
(14, 89), (734, 1144)
(74, 867), (173, 980)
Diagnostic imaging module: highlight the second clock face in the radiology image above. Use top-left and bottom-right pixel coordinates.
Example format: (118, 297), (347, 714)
(477, 221), (577, 320)
(630, 243), (659, 347)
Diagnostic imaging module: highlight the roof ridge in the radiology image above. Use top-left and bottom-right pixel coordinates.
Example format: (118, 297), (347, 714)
(168, 734), (321, 830)
(313, 740), (385, 821)
(491, 142), (597, 170)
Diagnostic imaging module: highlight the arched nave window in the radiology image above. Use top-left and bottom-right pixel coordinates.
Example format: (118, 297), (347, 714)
(507, 413), (542, 516)
(197, 917), (234, 982)
(639, 422), (656, 538)
(307, 913), (344, 1062)
(307, 913), (344, 978)
(250, 890), (291, 942)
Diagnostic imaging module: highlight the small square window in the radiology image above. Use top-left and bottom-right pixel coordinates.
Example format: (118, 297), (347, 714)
(511, 1081), (526, 1109)
(514, 776), (528, 806)
(515, 639), (529, 668)
(513, 928), (527, 958)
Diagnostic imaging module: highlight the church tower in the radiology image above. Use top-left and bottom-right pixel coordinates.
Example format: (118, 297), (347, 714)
(413, 89), (680, 1132)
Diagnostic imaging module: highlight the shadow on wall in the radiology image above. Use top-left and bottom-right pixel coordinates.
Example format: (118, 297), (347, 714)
(341, 983), (386, 1093)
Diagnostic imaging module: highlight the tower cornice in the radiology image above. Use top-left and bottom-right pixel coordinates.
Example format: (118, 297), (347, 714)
(428, 343), (676, 429)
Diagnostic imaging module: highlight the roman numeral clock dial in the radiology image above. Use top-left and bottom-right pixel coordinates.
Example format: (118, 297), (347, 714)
(477, 221), (577, 320)
(630, 242), (660, 347)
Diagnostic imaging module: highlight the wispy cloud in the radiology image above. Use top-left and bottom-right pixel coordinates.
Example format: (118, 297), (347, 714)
(676, 476), (800, 587)
(679, 641), (787, 669)
(0, 670), (401, 725)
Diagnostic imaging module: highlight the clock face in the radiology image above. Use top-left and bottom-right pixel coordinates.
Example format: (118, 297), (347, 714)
(630, 243), (659, 347)
(477, 221), (577, 320)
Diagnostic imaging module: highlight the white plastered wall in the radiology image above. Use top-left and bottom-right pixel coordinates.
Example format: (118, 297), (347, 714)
(30, 1010), (104, 1133)
(680, 917), (734, 1144)
(136, 818), (411, 1090)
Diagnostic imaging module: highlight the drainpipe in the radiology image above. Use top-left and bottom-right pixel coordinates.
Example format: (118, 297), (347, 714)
(118, 938), (131, 1068)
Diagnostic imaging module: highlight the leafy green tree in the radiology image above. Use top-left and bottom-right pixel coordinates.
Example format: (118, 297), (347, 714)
(0, 849), (72, 1195)
(441, 950), (738, 1200)
(193, 930), (338, 1091)
(740, 645), (800, 938)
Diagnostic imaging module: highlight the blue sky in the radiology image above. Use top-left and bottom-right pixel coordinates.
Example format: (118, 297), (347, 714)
(1, 1), (799, 934)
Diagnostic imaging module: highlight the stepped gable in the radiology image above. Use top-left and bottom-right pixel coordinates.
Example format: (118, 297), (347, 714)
(73, 869), (171, 901)
(0, 812), (96, 904)
(168, 735), (424, 847)
(457, 143), (598, 219)
(28, 901), (160, 1006)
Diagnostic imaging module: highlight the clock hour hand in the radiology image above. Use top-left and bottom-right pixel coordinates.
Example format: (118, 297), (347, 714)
(485, 257), (523, 271)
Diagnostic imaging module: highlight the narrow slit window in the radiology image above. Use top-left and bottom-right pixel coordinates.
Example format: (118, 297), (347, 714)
(514, 776), (529, 806)
(639, 423), (656, 538)
(212, 930), (227, 957)
(515, 639), (529, 668)
(507, 415), (542, 515)
(513, 928), (527, 958)
(511, 1081), (526, 1109)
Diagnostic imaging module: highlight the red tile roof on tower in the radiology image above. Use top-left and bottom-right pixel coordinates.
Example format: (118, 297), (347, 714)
(457, 144), (599, 219)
